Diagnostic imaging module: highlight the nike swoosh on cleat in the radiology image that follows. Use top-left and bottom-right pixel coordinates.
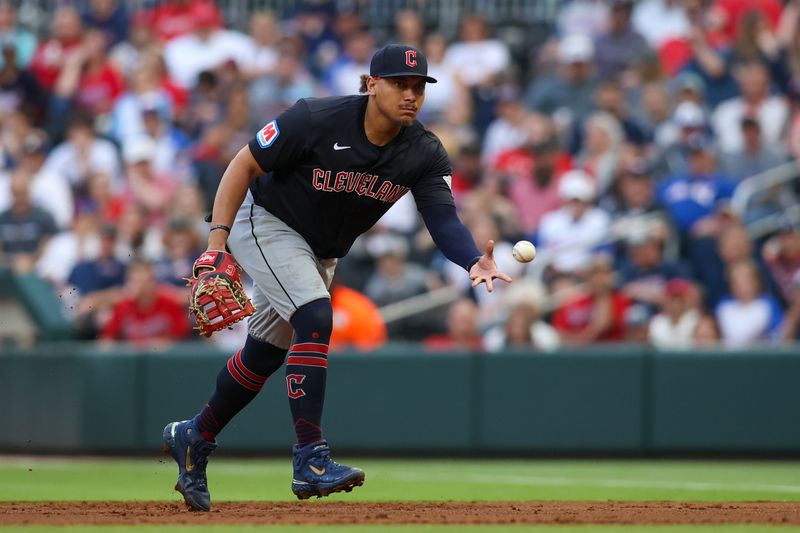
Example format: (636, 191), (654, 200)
(309, 465), (326, 476)
(333, 143), (351, 151)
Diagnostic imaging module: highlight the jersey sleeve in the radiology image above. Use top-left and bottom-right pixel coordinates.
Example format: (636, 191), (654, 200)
(411, 137), (456, 209)
(247, 99), (311, 173)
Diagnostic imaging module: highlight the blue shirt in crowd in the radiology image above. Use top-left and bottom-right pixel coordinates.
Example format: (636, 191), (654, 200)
(656, 173), (737, 232)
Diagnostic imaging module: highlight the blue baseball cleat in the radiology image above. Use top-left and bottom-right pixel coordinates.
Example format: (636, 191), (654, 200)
(291, 440), (365, 499)
(162, 419), (218, 511)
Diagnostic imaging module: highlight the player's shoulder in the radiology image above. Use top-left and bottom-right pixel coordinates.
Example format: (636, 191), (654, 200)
(405, 119), (447, 157)
(301, 94), (366, 120)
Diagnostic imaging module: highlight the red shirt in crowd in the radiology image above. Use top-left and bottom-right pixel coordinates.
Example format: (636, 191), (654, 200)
(551, 292), (631, 343)
(492, 147), (572, 233)
(101, 290), (190, 342)
(144, 0), (223, 42)
(77, 63), (125, 115)
(29, 37), (82, 90)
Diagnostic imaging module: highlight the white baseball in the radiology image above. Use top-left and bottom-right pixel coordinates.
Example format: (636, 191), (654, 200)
(512, 240), (537, 263)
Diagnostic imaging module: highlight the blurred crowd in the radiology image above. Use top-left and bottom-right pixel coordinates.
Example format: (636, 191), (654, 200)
(1, 0), (799, 351)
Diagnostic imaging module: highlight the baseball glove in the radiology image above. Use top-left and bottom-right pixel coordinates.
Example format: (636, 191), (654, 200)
(188, 250), (254, 337)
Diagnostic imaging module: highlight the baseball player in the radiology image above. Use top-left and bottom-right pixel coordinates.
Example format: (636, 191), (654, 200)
(162, 44), (512, 511)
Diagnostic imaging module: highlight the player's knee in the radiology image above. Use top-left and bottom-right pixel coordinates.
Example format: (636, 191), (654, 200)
(243, 334), (287, 375)
(290, 298), (333, 342)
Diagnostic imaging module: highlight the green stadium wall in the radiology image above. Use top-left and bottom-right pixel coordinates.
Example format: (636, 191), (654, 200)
(1, 343), (799, 454)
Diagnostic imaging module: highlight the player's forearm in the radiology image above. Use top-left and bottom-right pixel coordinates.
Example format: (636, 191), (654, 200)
(419, 204), (482, 271)
(208, 146), (263, 249)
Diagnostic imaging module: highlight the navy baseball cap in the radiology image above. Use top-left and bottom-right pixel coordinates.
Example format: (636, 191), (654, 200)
(369, 44), (437, 83)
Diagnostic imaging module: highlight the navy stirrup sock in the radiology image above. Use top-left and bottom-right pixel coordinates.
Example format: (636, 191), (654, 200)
(194, 335), (286, 441)
(285, 298), (332, 447)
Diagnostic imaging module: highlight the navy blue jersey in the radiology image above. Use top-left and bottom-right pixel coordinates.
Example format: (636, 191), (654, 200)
(247, 95), (454, 259)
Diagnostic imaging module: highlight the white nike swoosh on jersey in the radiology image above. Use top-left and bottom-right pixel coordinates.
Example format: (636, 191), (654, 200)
(333, 143), (351, 150)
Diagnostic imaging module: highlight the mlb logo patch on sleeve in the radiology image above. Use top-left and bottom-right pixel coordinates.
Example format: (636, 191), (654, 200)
(257, 120), (280, 148)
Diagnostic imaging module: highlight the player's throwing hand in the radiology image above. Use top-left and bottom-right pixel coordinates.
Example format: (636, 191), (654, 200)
(469, 240), (513, 293)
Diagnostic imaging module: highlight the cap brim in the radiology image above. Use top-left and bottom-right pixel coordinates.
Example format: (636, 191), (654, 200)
(379, 72), (437, 83)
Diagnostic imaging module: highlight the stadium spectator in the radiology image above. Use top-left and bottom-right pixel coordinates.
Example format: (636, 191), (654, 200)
(122, 136), (178, 225)
(524, 33), (598, 130)
(444, 14), (509, 89)
(419, 33), (459, 123)
(100, 258), (190, 344)
(79, 171), (126, 224)
(574, 111), (623, 194)
(537, 169), (611, 273)
(692, 313), (721, 345)
(483, 281), (560, 352)
(618, 224), (688, 312)
(633, 0), (690, 49)
(52, 29), (125, 120)
(782, 273), (800, 342)
(653, 101), (709, 177)
(394, 9), (426, 49)
(0, 131), (72, 229)
(762, 222), (800, 304)
(0, 1), (36, 69)
(65, 222), (126, 337)
(712, 61), (788, 154)
(42, 114), (122, 192)
(248, 47), (317, 125)
(726, 10), (785, 86)
(108, 12), (158, 78)
(82, 0), (129, 48)
(720, 116), (787, 183)
(715, 259), (783, 347)
(329, 280), (387, 352)
(699, 223), (779, 308)
(712, 0), (783, 46)
(648, 278), (701, 349)
(656, 134), (736, 240)
(492, 133), (572, 234)
(242, 11), (281, 80)
(37, 206), (101, 287)
(182, 70), (224, 140)
(28, 6), (83, 91)
(591, 81), (651, 148)
(364, 232), (438, 341)
(593, 0), (650, 81)
(481, 84), (530, 165)
(551, 253), (631, 345)
(607, 160), (669, 243)
(108, 62), (175, 144)
(153, 216), (201, 289)
(325, 28), (374, 96)
(163, 2), (251, 89)
(0, 172), (57, 274)
(0, 40), (47, 122)
(557, 0), (609, 39)
(114, 202), (164, 261)
(669, 0), (738, 108)
(145, 0), (223, 43)
(424, 298), (484, 351)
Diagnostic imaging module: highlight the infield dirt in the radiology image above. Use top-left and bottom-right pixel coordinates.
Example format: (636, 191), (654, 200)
(2, 501), (799, 526)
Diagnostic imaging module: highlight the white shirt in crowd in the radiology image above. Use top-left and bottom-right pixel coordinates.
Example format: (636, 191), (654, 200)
(715, 295), (783, 348)
(443, 39), (510, 87)
(0, 168), (74, 229)
(648, 309), (700, 350)
(632, 0), (690, 48)
(537, 206), (611, 272)
(711, 96), (789, 153)
(42, 137), (122, 190)
(164, 29), (253, 88)
(483, 321), (561, 352)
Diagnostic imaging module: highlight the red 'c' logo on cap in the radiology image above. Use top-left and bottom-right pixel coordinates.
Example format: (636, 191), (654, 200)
(405, 50), (417, 67)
